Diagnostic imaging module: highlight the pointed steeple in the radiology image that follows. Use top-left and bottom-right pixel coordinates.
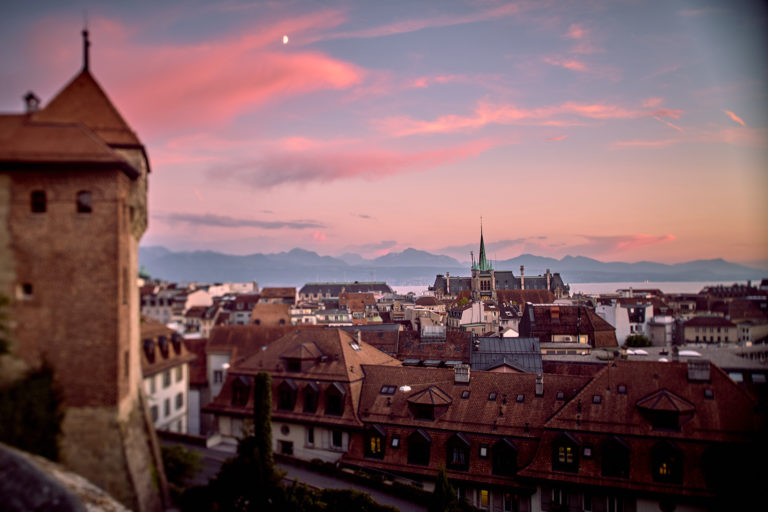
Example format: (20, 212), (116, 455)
(478, 219), (490, 271)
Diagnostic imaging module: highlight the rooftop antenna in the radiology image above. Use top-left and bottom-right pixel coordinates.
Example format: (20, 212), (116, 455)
(82, 11), (90, 71)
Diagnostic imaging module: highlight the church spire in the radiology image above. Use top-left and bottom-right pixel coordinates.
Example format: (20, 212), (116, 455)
(478, 218), (490, 271)
(82, 29), (90, 71)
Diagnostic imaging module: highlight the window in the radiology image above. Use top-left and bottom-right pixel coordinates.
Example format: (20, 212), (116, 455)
(303, 383), (319, 413)
(412, 403), (435, 421)
(461, 390), (470, 399)
(332, 430), (343, 449)
(552, 433), (579, 473)
(480, 489), (489, 509)
(175, 392), (183, 410)
(286, 358), (301, 372)
(279, 440), (293, 455)
(601, 437), (630, 478)
(583, 444), (593, 458)
(19, 282), (34, 299)
(652, 441), (682, 484)
(232, 376), (251, 406)
(391, 434), (400, 448)
(278, 380), (298, 410)
(592, 394), (602, 404)
(30, 190), (46, 213)
(149, 376), (156, 394)
(492, 438), (517, 476)
(729, 371), (744, 383)
(325, 383), (345, 416)
(76, 191), (92, 213)
(479, 444), (489, 459)
(407, 430), (431, 465)
(446, 433), (470, 471)
(488, 392), (497, 401)
(380, 385), (396, 395)
(617, 384), (627, 394)
(164, 398), (170, 417)
(306, 427), (314, 446)
(704, 388), (714, 399)
(516, 394), (525, 403)
(365, 426), (386, 459)
(213, 370), (223, 384)
(551, 488), (564, 507)
(150, 406), (158, 422)
(163, 371), (171, 388)
(556, 391), (565, 400)
(175, 366), (183, 382)
(606, 495), (627, 512)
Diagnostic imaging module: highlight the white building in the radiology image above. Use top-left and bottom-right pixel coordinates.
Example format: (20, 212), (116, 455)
(141, 319), (196, 433)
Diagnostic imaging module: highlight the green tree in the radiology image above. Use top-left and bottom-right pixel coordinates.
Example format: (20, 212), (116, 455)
(429, 465), (460, 512)
(625, 334), (651, 347)
(162, 444), (202, 499)
(456, 297), (470, 307)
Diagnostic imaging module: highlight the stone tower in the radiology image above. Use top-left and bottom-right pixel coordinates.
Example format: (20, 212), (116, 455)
(470, 221), (496, 301)
(0, 32), (164, 511)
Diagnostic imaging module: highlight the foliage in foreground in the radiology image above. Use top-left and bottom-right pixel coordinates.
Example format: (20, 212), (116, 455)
(625, 334), (651, 347)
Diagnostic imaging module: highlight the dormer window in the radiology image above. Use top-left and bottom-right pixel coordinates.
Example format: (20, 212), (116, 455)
(157, 336), (169, 358)
(651, 441), (682, 484)
(76, 191), (92, 213)
(325, 382), (346, 416)
(277, 379), (298, 410)
(492, 438), (517, 476)
(601, 436), (630, 479)
(552, 432), (580, 473)
(446, 432), (471, 471)
(407, 386), (452, 421)
(407, 429), (431, 466)
(171, 333), (182, 354)
(232, 376), (251, 406)
(380, 385), (396, 395)
(142, 338), (155, 363)
(303, 382), (319, 413)
(286, 358), (301, 372)
(31, 190), (46, 213)
(636, 389), (694, 431)
(364, 425), (386, 460)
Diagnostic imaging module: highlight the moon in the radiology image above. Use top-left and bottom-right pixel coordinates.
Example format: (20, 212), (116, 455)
(282, 35), (289, 44)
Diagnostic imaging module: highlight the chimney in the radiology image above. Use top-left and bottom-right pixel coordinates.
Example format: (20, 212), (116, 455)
(23, 91), (40, 113)
(520, 265), (525, 290)
(535, 373), (544, 396)
(546, 269), (551, 290)
(454, 363), (470, 384)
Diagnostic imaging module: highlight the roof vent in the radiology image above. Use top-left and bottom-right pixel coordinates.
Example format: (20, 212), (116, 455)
(535, 373), (544, 396)
(23, 91), (40, 113)
(687, 359), (710, 382)
(454, 363), (470, 384)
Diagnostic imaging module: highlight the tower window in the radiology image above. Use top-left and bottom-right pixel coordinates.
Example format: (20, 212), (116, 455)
(31, 190), (46, 213)
(76, 191), (92, 213)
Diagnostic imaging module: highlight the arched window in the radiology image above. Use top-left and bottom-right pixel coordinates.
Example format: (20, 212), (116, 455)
(601, 436), (630, 478)
(407, 429), (431, 466)
(30, 190), (46, 213)
(651, 441), (682, 484)
(76, 190), (92, 213)
(552, 432), (580, 473)
(492, 438), (518, 476)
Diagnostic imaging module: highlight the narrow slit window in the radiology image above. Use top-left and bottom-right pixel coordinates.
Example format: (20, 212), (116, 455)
(76, 191), (92, 213)
(31, 190), (46, 213)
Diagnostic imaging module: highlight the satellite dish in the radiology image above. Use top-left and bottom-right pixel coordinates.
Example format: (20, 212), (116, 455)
(399, 385), (411, 392)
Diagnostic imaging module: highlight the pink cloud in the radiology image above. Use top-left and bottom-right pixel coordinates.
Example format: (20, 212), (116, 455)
(565, 234), (677, 257)
(320, 2), (522, 41)
(723, 109), (746, 126)
(544, 56), (588, 72)
(30, 13), (363, 138)
(613, 138), (681, 148)
(642, 97), (664, 108)
(378, 100), (684, 136)
(564, 23), (587, 40)
(547, 135), (568, 141)
(216, 138), (500, 188)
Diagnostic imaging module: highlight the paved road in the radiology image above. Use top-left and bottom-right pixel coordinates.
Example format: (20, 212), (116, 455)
(163, 440), (427, 512)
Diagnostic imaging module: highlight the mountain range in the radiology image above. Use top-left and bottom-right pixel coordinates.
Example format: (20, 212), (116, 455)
(139, 246), (765, 288)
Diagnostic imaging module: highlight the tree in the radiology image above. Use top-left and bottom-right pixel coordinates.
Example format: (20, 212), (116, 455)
(162, 444), (202, 499)
(429, 465), (460, 512)
(625, 334), (651, 347)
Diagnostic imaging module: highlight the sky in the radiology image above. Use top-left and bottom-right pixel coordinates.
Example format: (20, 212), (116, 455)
(1, 0), (767, 266)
